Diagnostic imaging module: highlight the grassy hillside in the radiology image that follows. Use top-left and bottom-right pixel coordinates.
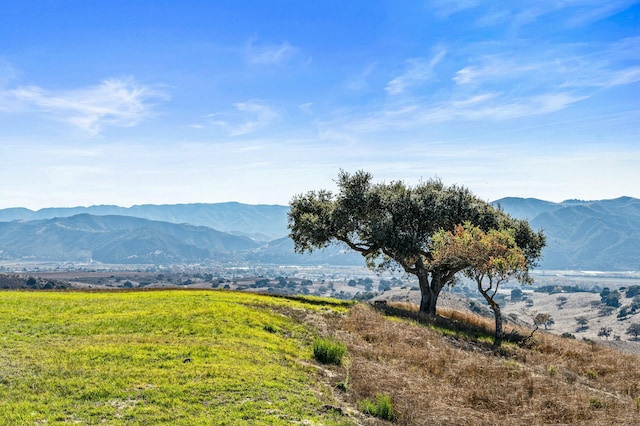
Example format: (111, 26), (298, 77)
(1, 290), (639, 425)
(0, 290), (353, 425)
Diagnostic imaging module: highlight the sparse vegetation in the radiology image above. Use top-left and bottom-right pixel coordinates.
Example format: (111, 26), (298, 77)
(598, 326), (613, 340)
(576, 315), (589, 331)
(359, 394), (394, 421)
(334, 303), (640, 425)
(556, 295), (568, 308)
(627, 323), (640, 341)
(534, 312), (554, 330)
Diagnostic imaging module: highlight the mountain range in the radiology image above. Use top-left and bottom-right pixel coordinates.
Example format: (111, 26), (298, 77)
(494, 196), (640, 270)
(0, 197), (638, 270)
(0, 202), (289, 241)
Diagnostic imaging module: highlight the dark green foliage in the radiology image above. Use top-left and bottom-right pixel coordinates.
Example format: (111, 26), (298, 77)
(289, 170), (544, 315)
(575, 316), (589, 331)
(598, 327), (612, 339)
(534, 285), (596, 294)
(263, 324), (277, 333)
(601, 290), (621, 308)
(352, 292), (378, 301)
(599, 305), (616, 316)
(511, 288), (524, 301)
(359, 394), (394, 421)
(626, 285), (640, 298)
(618, 306), (630, 319)
(627, 323), (640, 340)
(312, 337), (346, 365)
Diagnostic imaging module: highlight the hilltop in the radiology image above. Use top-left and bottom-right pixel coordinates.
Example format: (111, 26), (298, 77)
(0, 289), (638, 425)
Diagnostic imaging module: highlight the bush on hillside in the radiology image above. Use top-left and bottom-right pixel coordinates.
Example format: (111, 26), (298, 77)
(313, 337), (346, 365)
(359, 394), (394, 421)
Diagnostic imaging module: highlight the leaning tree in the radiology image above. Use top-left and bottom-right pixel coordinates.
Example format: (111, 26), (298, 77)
(430, 223), (532, 346)
(288, 170), (545, 315)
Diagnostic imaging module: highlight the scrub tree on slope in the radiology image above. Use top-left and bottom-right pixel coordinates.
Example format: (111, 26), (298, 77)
(288, 170), (545, 316)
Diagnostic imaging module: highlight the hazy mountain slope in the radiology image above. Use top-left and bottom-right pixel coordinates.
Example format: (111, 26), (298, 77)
(0, 214), (259, 263)
(492, 197), (562, 220)
(0, 203), (290, 239)
(2, 197), (639, 270)
(500, 197), (640, 270)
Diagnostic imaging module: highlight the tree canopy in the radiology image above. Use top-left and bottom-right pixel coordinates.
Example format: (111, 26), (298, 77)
(288, 170), (545, 315)
(430, 223), (530, 345)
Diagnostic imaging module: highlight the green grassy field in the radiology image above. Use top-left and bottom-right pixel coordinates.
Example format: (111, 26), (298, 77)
(0, 290), (353, 425)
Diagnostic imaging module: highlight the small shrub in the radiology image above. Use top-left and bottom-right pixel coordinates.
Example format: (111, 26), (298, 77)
(336, 358), (351, 392)
(561, 332), (576, 339)
(263, 324), (277, 333)
(313, 337), (346, 365)
(359, 394), (394, 421)
(586, 369), (599, 380)
(589, 398), (607, 409)
(547, 365), (557, 376)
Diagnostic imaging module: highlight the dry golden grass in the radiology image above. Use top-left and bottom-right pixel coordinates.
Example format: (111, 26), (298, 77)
(323, 303), (640, 425)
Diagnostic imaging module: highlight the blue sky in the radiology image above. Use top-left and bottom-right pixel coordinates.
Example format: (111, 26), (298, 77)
(1, 1), (638, 209)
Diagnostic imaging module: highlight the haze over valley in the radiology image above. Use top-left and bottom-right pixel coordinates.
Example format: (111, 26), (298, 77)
(1, 195), (638, 271)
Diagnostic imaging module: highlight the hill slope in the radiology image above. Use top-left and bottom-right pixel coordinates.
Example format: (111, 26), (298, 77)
(0, 214), (259, 264)
(0, 290), (355, 424)
(0, 202), (289, 240)
(2, 290), (638, 425)
(495, 197), (640, 270)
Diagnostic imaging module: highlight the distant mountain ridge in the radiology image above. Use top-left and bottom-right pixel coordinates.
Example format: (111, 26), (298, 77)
(0, 214), (259, 264)
(0, 202), (289, 240)
(1, 197), (639, 270)
(493, 196), (640, 271)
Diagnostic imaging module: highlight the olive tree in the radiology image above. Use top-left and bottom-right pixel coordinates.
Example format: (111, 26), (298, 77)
(430, 223), (531, 346)
(288, 170), (545, 316)
(627, 323), (640, 341)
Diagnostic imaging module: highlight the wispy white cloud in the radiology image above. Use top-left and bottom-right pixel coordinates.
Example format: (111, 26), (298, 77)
(338, 91), (587, 134)
(453, 57), (538, 85)
(345, 62), (378, 91)
(563, 0), (639, 27)
(207, 100), (279, 136)
(430, 0), (481, 18)
(244, 39), (299, 65)
(386, 49), (446, 95)
(455, 38), (640, 91)
(2, 78), (168, 135)
(431, 1), (640, 29)
(298, 102), (313, 115)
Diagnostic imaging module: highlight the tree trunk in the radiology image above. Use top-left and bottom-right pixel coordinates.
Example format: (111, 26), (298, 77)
(418, 273), (437, 316)
(477, 280), (503, 347)
(491, 302), (503, 348)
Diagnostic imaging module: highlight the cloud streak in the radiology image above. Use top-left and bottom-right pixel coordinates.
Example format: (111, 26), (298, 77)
(244, 39), (299, 65)
(430, 0), (640, 28)
(386, 50), (446, 95)
(207, 100), (279, 136)
(337, 91), (587, 134)
(2, 78), (167, 135)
